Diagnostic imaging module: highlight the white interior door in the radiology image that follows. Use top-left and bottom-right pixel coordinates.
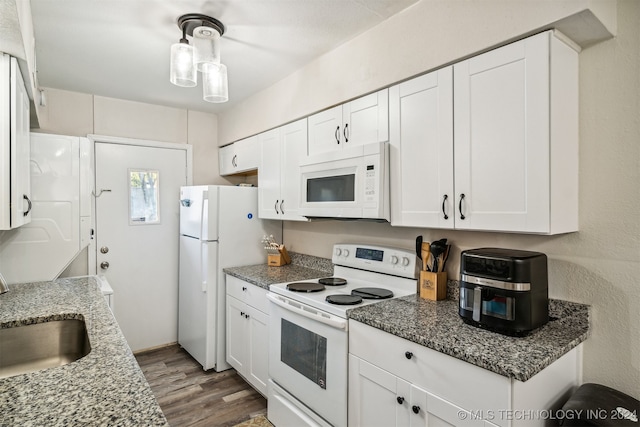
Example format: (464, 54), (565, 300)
(95, 141), (188, 351)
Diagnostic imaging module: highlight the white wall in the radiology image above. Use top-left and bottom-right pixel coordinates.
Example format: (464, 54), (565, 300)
(217, 0), (639, 399)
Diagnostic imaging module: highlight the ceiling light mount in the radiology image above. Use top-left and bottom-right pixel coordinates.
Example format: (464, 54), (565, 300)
(176, 14), (225, 38)
(170, 13), (229, 103)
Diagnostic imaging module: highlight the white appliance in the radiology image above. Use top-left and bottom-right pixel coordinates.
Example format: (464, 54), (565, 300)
(267, 243), (417, 427)
(179, 185), (280, 371)
(299, 142), (390, 221)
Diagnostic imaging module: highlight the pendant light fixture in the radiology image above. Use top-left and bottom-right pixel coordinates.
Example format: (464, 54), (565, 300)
(169, 14), (229, 103)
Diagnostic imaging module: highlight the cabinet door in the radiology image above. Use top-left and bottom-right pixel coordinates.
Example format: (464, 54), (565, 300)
(12, 58), (31, 227)
(235, 136), (259, 173)
(1, 56), (31, 230)
(219, 136), (259, 176)
(218, 144), (237, 176)
(246, 305), (269, 396)
(410, 385), (484, 427)
(389, 68), (453, 228)
(280, 119), (309, 221)
(343, 89), (389, 148)
(454, 32), (550, 232)
(258, 128), (282, 219)
(226, 295), (247, 372)
(349, 355), (410, 427)
(307, 105), (342, 156)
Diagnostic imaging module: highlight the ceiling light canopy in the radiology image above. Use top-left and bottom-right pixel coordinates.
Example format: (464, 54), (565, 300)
(169, 13), (228, 103)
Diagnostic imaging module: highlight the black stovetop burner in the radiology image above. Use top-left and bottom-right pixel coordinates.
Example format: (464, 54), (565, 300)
(351, 287), (394, 299)
(318, 277), (347, 286)
(286, 282), (325, 292)
(325, 294), (363, 305)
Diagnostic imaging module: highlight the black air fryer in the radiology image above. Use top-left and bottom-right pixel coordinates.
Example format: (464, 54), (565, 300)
(459, 248), (548, 336)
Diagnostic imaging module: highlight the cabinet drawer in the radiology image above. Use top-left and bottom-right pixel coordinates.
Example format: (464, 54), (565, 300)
(349, 321), (509, 416)
(226, 275), (269, 313)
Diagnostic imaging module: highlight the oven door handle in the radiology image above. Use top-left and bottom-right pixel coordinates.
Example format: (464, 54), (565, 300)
(267, 293), (348, 330)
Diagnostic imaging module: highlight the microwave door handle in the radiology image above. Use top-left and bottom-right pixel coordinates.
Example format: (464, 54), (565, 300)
(473, 286), (482, 322)
(267, 293), (347, 330)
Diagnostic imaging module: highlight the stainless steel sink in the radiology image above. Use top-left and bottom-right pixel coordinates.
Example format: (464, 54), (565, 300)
(0, 319), (91, 379)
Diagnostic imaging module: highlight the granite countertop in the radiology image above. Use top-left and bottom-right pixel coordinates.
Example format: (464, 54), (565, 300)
(224, 252), (333, 289)
(347, 294), (590, 382)
(0, 277), (168, 427)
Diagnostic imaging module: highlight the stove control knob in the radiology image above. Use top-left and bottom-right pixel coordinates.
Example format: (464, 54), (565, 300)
(343, 249), (350, 257)
(335, 248), (342, 256)
(402, 257), (410, 266)
(390, 255), (399, 265)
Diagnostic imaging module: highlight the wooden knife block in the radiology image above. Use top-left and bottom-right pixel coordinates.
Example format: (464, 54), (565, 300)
(419, 271), (447, 301)
(268, 245), (291, 267)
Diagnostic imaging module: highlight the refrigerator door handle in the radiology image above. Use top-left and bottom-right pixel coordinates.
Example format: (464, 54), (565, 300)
(201, 242), (208, 293)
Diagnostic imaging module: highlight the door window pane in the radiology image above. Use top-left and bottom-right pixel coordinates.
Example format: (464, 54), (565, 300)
(129, 169), (160, 225)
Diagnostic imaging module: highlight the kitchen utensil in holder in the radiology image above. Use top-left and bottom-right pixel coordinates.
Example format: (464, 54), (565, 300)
(268, 245), (291, 267)
(419, 271), (447, 301)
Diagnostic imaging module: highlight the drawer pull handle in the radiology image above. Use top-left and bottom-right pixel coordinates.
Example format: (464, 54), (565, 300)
(396, 396), (405, 405)
(459, 193), (466, 220)
(441, 194), (449, 220)
(405, 351), (413, 360)
(412, 405), (420, 414)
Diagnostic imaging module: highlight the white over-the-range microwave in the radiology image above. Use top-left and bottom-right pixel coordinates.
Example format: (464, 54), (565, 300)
(299, 142), (390, 221)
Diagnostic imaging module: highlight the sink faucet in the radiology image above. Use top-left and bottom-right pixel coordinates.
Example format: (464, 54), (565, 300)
(0, 272), (8, 294)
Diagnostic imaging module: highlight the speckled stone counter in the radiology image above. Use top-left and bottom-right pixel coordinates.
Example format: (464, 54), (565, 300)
(0, 277), (168, 426)
(347, 295), (590, 382)
(224, 252), (333, 289)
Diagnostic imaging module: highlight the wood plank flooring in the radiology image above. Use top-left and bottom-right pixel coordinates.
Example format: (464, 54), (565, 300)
(135, 345), (267, 427)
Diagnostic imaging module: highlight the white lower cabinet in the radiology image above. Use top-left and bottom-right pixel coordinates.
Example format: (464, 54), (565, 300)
(225, 276), (269, 396)
(349, 321), (579, 427)
(350, 356), (497, 427)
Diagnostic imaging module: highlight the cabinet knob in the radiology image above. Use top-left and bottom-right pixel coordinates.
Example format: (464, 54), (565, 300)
(245, 314), (250, 319)
(396, 396), (405, 405)
(412, 405), (420, 414)
(242, 286), (247, 291)
(100, 261), (110, 270)
(405, 351), (413, 360)
(240, 311), (245, 316)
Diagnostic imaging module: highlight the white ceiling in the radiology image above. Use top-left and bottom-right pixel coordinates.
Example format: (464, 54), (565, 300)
(30, 0), (419, 114)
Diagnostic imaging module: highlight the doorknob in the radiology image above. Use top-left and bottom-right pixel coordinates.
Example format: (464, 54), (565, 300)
(100, 261), (110, 270)
(100, 246), (109, 254)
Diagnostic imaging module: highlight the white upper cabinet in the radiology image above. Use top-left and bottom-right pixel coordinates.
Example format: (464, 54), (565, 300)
(389, 67), (454, 229)
(308, 89), (389, 156)
(1, 54), (31, 230)
(390, 30), (578, 234)
(219, 135), (259, 175)
(454, 30), (578, 234)
(258, 119), (308, 221)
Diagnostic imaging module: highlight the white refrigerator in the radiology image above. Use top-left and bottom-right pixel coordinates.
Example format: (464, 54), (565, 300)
(178, 185), (281, 371)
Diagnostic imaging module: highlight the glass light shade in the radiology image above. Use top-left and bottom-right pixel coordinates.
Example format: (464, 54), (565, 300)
(203, 63), (228, 103)
(193, 26), (221, 71)
(170, 41), (196, 87)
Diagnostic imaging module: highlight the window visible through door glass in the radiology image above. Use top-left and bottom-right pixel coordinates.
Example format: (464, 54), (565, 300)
(129, 169), (160, 225)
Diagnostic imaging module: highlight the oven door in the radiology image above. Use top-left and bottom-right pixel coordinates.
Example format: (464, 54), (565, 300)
(267, 292), (348, 427)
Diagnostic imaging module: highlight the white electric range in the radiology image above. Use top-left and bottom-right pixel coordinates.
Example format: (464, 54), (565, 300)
(267, 243), (418, 427)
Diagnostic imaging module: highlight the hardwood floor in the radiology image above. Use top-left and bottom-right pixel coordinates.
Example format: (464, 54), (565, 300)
(135, 345), (267, 427)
